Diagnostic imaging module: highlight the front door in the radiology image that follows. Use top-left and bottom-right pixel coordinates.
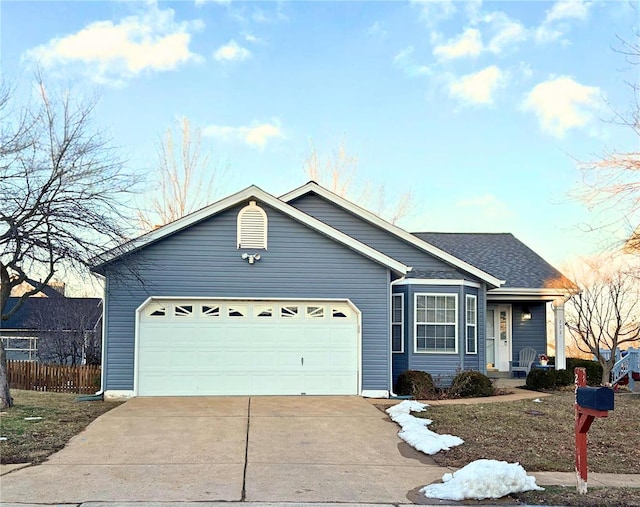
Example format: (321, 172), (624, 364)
(486, 305), (512, 372)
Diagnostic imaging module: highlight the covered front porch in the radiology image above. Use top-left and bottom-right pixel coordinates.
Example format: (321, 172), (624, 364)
(485, 288), (568, 378)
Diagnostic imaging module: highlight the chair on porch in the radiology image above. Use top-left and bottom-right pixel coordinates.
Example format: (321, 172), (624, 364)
(510, 347), (537, 378)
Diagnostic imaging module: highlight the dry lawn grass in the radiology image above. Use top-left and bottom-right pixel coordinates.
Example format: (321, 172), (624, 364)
(385, 390), (640, 506)
(0, 389), (122, 464)
(420, 390), (639, 473)
(513, 486), (640, 506)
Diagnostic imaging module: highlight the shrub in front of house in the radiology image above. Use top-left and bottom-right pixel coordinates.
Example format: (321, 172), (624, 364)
(566, 357), (603, 386)
(395, 370), (436, 399)
(526, 368), (575, 391)
(526, 368), (557, 390)
(554, 369), (574, 386)
(449, 371), (495, 398)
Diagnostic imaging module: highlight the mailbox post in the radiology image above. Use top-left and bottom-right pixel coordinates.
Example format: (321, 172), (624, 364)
(574, 367), (614, 494)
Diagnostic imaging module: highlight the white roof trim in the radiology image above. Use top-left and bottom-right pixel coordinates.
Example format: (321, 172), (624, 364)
(488, 287), (572, 300)
(489, 287), (570, 296)
(92, 185), (410, 275)
(281, 182), (503, 288)
(392, 278), (481, 288)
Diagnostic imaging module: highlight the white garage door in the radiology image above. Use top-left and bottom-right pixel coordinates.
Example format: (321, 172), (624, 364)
(137, 299), (360, 396)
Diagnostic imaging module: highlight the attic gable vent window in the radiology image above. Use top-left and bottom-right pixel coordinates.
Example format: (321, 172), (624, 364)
(237, 200), (268, 249)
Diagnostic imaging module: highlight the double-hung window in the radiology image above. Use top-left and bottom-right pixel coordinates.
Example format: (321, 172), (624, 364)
(415, 294), (457, 353)
(466, 294), (477, 354)
(392, 293), (404, 353)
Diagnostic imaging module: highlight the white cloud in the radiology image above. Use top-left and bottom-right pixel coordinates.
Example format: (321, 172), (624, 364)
(449, 65), (504, 105)
(483, 12), (527, 53)
(203, 121), (284, 148)
(411, 0), (457, 26)
(393, 46), (431, 77)
(243, 32), (261, 44)
(535, 0), (592, 44)
(213, 40), (251, 61)
(545, 0), (591, 23)
(433, 28), (483, 60)
(534, 25), (564, 44)
(23, 4), (202, 85)
(522, 76), (601, 138)
(367, 21), (387, 39)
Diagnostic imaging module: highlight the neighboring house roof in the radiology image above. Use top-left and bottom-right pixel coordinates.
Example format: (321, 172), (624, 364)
(412, 232), (571, 293)
(281, 182), (504, 288)
(1, 297), (102, 331)
(3, 280), (65, 299)
(91, 185), (411, 276)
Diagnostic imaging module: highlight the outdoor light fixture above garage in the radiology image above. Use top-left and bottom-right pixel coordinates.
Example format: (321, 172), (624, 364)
(242, 252), (261, 264)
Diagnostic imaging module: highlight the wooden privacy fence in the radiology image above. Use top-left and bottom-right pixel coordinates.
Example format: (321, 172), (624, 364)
(7, 360), (101, 394)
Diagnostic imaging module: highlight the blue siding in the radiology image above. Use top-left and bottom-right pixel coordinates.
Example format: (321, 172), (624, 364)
(100, 202), (392, 392)
(290, 193), (475, 278)
(461, 287), (480, 372)
(511, 302), (547, 361)
(476, 284), (487, 374)
(391, 285), (409, 385)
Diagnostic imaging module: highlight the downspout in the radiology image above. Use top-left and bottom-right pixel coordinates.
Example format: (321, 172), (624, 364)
(95, 272), (107, 397)
(77, 275), (106, 402)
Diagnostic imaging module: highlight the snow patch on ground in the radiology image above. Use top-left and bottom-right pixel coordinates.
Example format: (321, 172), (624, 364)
(421, 459), (544, 500)
(385, 400), (463, 455)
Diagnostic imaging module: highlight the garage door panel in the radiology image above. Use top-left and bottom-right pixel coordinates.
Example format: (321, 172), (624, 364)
(140, 372), (198, 396)
(251, 373), (302, 395)
(138, 299), (359, 396)
(303, 373), (356, 395)
(197, 351), (224, 369)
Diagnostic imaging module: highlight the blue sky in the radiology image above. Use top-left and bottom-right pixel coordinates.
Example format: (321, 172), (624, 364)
(2, 0), (638, 270)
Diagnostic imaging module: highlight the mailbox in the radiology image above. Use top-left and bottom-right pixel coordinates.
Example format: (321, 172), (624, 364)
(576, 386), (615, 411)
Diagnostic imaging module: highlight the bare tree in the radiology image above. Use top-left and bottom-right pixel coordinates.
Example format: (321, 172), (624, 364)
(0, 75), (137, 408)
(575, 29), (640, 250)
(137, 117), (228, 231)
(564, 256), (640, 384)
(303, 139), (416, 225)
(25, 299), (102, 366)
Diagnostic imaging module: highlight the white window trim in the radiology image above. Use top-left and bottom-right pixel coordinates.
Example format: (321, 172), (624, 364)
(237, 200), (268, 250)
(414, 292), (458, 354)
(466, 294), (478, 355)
(392, 293), (404, 354)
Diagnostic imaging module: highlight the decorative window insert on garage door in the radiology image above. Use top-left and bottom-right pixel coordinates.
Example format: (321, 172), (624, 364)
(135, 298), (361, 397)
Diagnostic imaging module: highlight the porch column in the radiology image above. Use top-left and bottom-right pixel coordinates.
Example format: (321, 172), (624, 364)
(553, 300), (566, 370)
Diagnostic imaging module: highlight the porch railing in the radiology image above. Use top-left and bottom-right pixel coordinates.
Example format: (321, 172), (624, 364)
(611, 348), (639, 390)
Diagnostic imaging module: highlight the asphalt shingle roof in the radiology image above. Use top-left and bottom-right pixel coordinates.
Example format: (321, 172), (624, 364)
(412, 232), (569, 289)
(2, 297), (102, 330)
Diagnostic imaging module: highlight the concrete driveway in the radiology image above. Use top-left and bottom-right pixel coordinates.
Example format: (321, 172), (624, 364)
(0, 396), (446, 504)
